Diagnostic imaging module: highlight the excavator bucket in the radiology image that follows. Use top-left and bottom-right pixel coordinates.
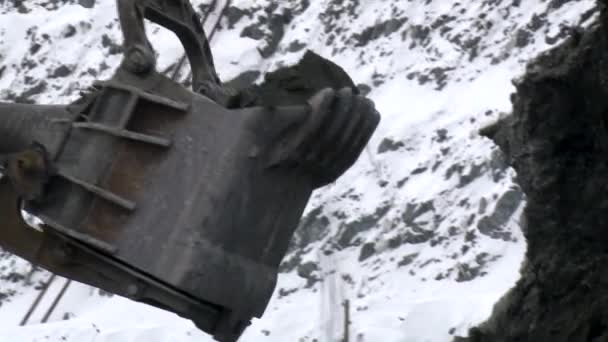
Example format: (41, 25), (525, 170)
(0, 1), (380, 341)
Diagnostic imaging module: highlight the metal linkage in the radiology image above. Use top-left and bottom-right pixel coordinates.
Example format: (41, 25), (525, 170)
(173, 0), (232, 84)
(170, 0), (219, 81)
(118, 0), (220, 88)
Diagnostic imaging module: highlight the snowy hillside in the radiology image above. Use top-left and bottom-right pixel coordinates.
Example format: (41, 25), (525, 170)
(0, 0), (598, 341)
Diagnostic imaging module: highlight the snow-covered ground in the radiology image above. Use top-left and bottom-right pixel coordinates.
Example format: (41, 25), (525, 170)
(0, 0), (598, 341)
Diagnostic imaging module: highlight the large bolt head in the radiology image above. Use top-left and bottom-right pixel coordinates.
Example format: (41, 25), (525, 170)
(123, 45), (155, 74)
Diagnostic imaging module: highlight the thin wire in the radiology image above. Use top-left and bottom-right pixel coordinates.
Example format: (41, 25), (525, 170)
(20, 274), (56, 326)
(41, 279), (71, 323)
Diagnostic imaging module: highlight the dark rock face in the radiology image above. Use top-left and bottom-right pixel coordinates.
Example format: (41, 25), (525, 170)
(457, 3), (608, 342)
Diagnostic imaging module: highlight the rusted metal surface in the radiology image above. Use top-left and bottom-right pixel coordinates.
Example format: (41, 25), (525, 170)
(0, 1), (380, 341)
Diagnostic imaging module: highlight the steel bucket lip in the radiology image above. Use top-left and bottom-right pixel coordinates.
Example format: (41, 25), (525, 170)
(0, 172), (225, 330)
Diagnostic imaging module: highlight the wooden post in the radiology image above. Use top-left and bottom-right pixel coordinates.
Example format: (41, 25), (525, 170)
(343, 299), (350, 342)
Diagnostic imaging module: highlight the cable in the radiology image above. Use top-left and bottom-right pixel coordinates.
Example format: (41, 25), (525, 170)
(20, 273), (56, 326)
(41, 279), (71, 323)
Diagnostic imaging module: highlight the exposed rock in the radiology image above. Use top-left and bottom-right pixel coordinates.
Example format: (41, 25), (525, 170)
(78, 0), (95, 9)
(296, 261), (320, 287)
(289, 206), (330, 252)
(436, 129), (449, 142)
(397, 253), (418, 267)
(514, 28), (532, 48)
(318, 0), (361, 36)
(278, 287), (298, 298)
(241, 6), (293, 58)
(488, 148), (509, 182)
(338, 205), (390, 248)
(428, 67), (455, 90)
(0, 289), (16, 307)
(402, 227), (435, 244)
(549, 0), (575, 9)
(377, 138), (405, 153)
(29, 43), (41, 55)
(287, 40), (306, 52)
(241, 25), (265, 40)
(402, 201), (434, 227)
(224, 6), (253, 29)
(7, 82), (47, 104)
(396, 177), (409, 188)
(358, 242), (376, 261)
(50, 65), (72, 78)
(62, 25), (76, 38)
(392, 201), (439, 245)
(409, 25), (431, 48)
(351, 17), (408, 47)
(101, 34), (122, 55)
(460, 163), (485, 188)
(528, 13), (548, 31)
(458, 3), (608, 341)
(476, 188), (524, 241)
(411, 166), (428, 175)
(478, 197), (488, 215)
(455, 263), (484, 282)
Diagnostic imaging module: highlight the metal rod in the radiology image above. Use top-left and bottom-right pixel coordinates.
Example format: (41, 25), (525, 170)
(41, 279), (71, 323)
(93, 81), (190, 111)
(73, 122), (172, 147)
(57, 171), (136, 211)
(20, 274), (56, 326)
